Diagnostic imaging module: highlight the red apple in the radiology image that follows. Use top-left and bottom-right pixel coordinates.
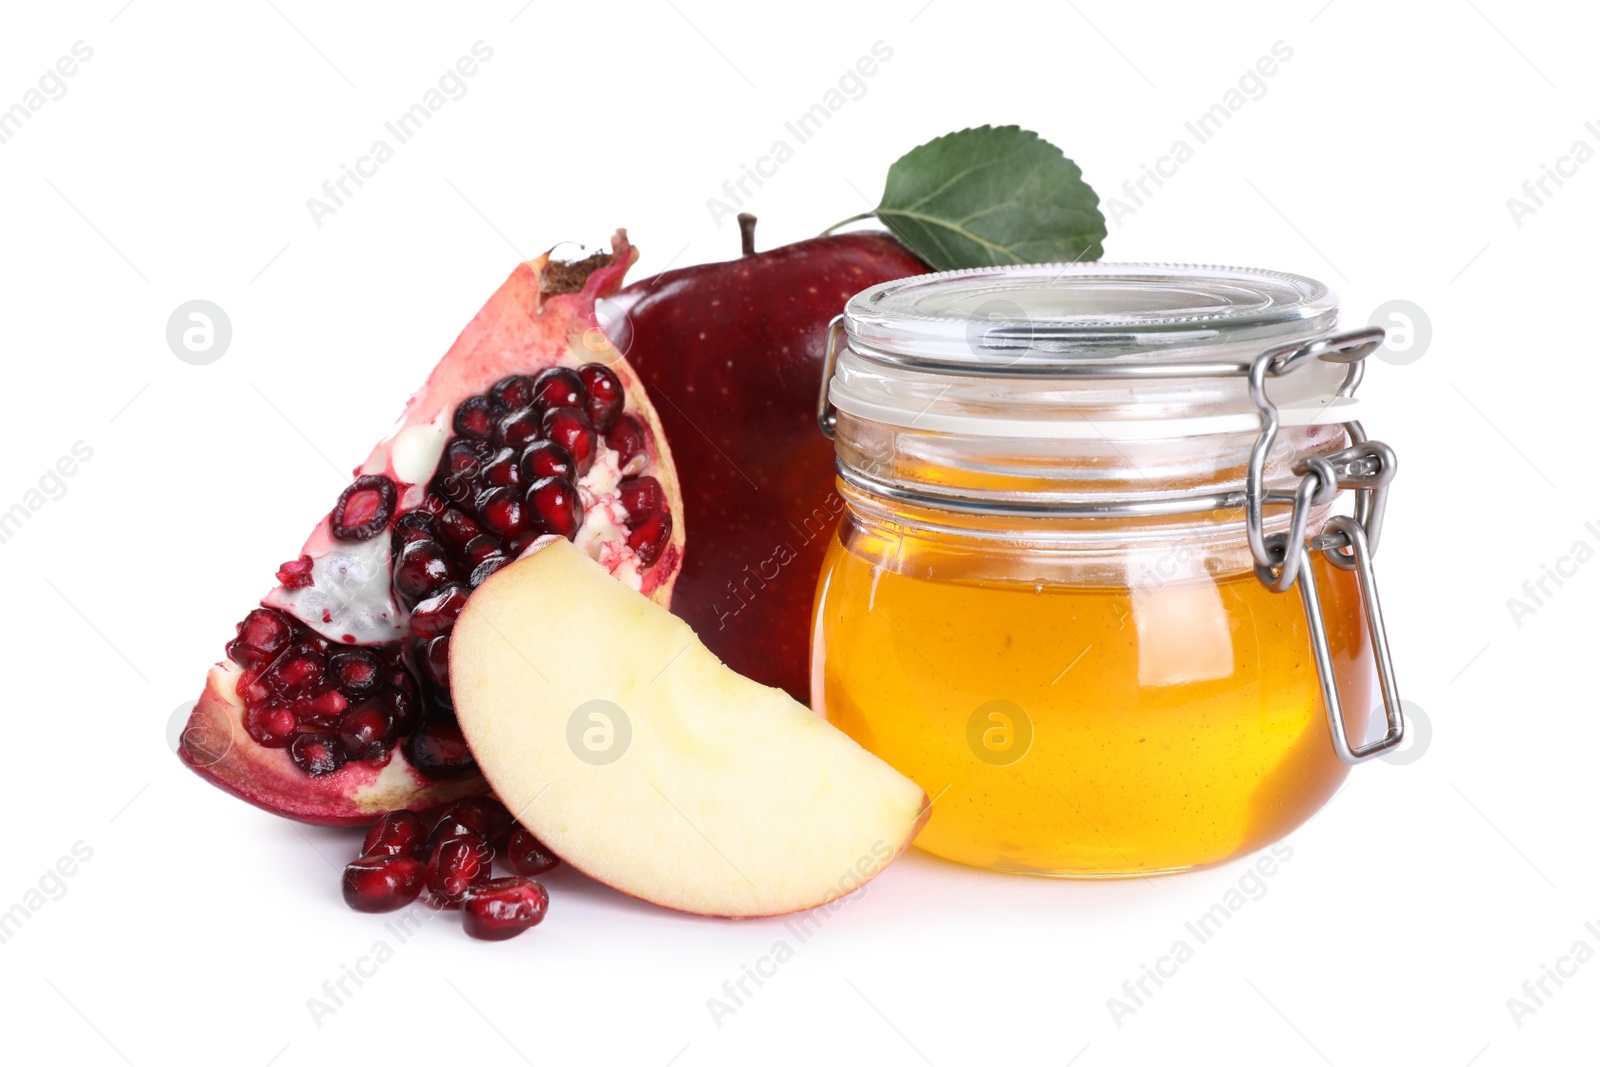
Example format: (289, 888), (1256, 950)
(607, 219), (926, 702)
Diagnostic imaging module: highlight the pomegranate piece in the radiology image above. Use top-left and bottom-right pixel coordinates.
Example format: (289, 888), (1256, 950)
(506, 826), (560, 876)
(425, 835), (493, 906)
(179, 231), (685, 827)
(343, 854), (425, 912)
(462, 877), (549, 940)
(362, 810), (426, 859)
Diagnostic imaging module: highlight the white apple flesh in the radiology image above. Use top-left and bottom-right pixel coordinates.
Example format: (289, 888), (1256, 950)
(451, 538), (929, 917)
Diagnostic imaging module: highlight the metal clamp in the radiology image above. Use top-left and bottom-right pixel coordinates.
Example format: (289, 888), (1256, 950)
(817, 314), (845, 438)
(1244, 327), (1405, 764)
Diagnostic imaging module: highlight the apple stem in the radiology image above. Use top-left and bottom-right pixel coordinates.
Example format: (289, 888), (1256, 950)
(821, 211), (876, 236)
(738, 213), (758, 256)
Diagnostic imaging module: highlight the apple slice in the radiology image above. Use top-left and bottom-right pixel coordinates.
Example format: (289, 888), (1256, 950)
(451, 538), (929, 917)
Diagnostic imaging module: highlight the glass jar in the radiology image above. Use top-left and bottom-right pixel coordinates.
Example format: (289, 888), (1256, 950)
(810, 263), (1404, 877)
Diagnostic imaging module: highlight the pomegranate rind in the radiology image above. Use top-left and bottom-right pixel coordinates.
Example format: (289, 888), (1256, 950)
(182, 231), (685, 827)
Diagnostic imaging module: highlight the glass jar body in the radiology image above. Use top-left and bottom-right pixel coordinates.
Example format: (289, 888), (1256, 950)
(810, 483), (1376, 877)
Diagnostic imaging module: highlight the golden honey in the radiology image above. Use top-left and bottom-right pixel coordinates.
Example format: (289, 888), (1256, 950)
(811, 507), (1375, 876)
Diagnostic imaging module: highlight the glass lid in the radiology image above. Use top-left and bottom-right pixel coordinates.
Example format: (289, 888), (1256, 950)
(842, 262), (1340, 373)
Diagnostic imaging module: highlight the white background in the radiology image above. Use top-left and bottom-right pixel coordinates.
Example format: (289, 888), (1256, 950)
(0, 1), (1593, 1064)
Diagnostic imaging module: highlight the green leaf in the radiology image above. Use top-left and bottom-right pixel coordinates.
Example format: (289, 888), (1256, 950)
(872, 125), (1106, 271)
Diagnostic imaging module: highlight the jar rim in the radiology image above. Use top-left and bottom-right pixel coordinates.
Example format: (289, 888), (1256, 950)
(842, 261), (1339, 374)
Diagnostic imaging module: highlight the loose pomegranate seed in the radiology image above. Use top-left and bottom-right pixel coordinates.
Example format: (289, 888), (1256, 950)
(462, 878), (548, 940)
(527, 477), (581, 541)
(363, 810), (426, 859)
(422, 635), (452, 690)
(343, 854), (424, 912)
(329, 648), (381, 696)
(578, 363), (624, 432)
(393, 540), (458, 605)
(434, 509), (483, 552)
(476, 486), (527, 538)
(469, 556), (509, 588)
(453, 396), (494, 440)
(425, 802), (491, 857)
(489, 375), (538, 412)
(520, 440), (575, 483)
(452, 796), (514, 848)
(506, 827), (560, 876)
(331, 476), (397, 542)
(411, 583), (468, 639)
(425, 835), (493, 906)
(531, 367), (585, 411)
(406, 716), (477, 778)
(605, 414), (648, 470)
(338, 700), (391, 760)
(276, 555), (315, 590)
(541, 407), (596, 475)
(290, 732), (347, 776)
(628, 510), (674, 567)
(481, 447), (522, 488)
(229, 608), (293, 666)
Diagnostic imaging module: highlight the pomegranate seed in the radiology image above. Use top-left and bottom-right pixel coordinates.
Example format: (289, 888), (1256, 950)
(618, 476), (665, 521)
(578, 363), (624, 432)
(391, 511), (436, 551)
(628, 509), (674, 567)
(339, 700), (392, 760)
(393, 540), (458, 604)
(454, 796), (514, 848)
(276, 555), (315, 590)
(453, 396), (494, 440)
(244, 703), (298, 747)
(331, 475), (397, 542)
(489, 375), (538, 412)
(425, 803), (491, 856)
(411, 583), (468, 639)
(437, 439), (490, 507)
(307, 689), (349, 717)
(481, 447), (522, 488)
(462, 878), (548, 940)
(526, 477), (581, 541)
(507, 533), (539, 557)
(363, 810), (426, 859)
(329, 648), (381, 696)
(425, 835), (493, 906)
(290, 732), (347, 776)
(268, 653), (325, 694)
(343, 854), (424, 912)
(476, 486), (527, 538)
(469, 556), (509, 588)
(380, 681), (419, 738)
(422, 635), (452, 690)
(604, 414), (648, 470)
(435, 509), (483, 552)
(506, 827), (560, 875)
(531, 367), (585, 411)
(405, 716), (476, 778)
(494, 406), (543, 450)
(541, 407), (596, 475)
(462, 535), (505, 568)
(520, 440), (575, 483)
(230, 608), (293, 666)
